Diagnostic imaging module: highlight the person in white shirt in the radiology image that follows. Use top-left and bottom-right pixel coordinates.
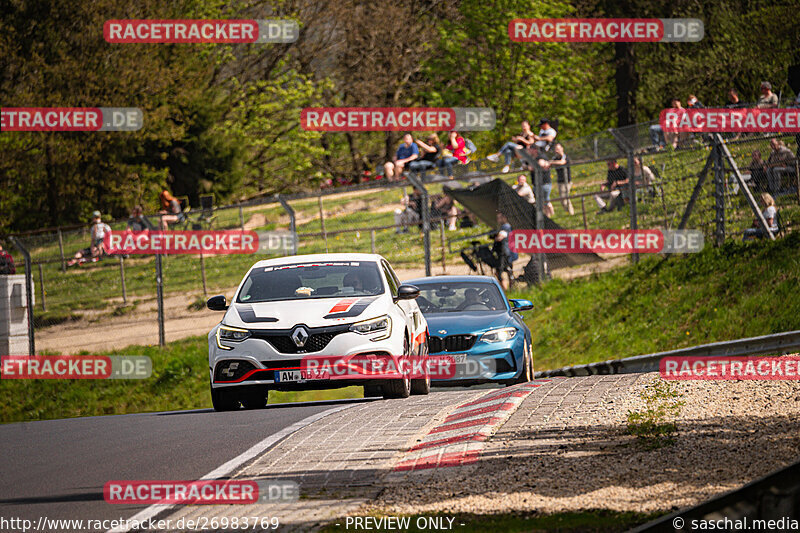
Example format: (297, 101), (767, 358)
(512, 175), (535, 204)
(533, 118), (557, 150)
(743, 193), (779, 240)
(68, 211), (111, 266)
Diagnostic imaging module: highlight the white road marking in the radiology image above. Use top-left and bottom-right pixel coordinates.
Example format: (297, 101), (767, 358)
(107, 404), (356, 533)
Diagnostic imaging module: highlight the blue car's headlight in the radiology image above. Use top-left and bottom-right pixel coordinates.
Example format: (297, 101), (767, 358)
(216, 325), (251, 350)
(480, 327), (517, 343)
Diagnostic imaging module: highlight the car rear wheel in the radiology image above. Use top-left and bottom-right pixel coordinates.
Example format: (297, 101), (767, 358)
(363, 383), (382, 397)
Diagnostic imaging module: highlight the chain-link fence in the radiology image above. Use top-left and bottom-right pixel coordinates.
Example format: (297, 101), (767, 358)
(6, 126), (798, 355)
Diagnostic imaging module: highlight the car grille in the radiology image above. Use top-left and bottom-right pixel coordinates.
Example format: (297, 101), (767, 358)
(250, 325), (349, 354)
(213, 359), (257, 382)
(428, 334), (477, 353)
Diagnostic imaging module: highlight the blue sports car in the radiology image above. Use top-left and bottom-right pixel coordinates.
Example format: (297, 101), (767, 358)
(405, 275), (534, 385)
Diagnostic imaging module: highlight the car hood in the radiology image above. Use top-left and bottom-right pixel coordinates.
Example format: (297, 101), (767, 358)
(222, 295), (385, 329)
(424, 311), (512, 336)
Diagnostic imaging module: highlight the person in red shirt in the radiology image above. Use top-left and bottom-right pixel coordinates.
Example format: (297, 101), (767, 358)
(437, 131), (466, 179)
(0, 243), (16, 275)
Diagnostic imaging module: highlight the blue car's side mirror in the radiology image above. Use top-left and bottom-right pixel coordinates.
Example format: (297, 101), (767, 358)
(509, 299), (533, 312)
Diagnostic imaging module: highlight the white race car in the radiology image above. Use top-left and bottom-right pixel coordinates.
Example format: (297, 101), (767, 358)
(206, 253), (429, 410)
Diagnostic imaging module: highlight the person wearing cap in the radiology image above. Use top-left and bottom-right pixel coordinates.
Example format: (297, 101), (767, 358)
(757, 81), (778, 109)
(67, 211), (111, 266)
(533, 118), (556, 151)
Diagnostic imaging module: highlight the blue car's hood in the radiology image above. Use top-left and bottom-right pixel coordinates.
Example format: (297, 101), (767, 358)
(424, 311), (512, 336)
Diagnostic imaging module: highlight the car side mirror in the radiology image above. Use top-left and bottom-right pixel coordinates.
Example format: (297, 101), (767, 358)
(509, 298), (533, 312)
(207, 295), (228, 311)
(395, 284), (420, 301)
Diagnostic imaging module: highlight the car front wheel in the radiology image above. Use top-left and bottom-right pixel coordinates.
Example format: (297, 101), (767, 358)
(383, 337), (412, 399)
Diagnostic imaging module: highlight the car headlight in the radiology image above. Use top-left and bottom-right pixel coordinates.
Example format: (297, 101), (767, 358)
(480, 327), (517, 343)
(216, 325), (251, 350)
(350, 315), (392, 341)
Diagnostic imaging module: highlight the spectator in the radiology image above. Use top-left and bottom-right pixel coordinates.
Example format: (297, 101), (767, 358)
(747, 150), (769, 191)
(664, 99), (686, 148)
(437, 131), (467, 178)
(594, 159), (629, 213)
(393, 189), (423, 233)
(512, 175), (535, 204)
(550, 143), (574, 215)
(384, 133), (420, 181)
(408, 134), (441, 175)
(487, 120), (536, 173)
(757, 81), (779, 109)
(687, 94), (704, 108)
(493, 212), (517, 290)
(431, 193), (459, 231)
(726, 88), (745, 108)
(523, 145), (554, 216)
(533, 118), (557, 151)
(766, 138), (796, 194)
(633, 158), (655, 187)
(127, 205), (154, 232)
(159, 186), (184, 230)
(743, 193), (779, 240)
(0, 243), (16, 275)
(67, 211), (110, 267)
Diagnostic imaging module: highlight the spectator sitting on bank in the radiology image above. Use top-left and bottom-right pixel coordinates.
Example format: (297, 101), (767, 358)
(384, 133), (420, 181)
(766, 138), (796, 194)
(533, 118), (557, 151)
(522, 144), (554, 216)
(512, 175), (535, 204)
(127, 205), (155, 232)
(757, 81), (779, 109)
(437, 130), (467, 179)
(409, 134), (441, 175)
(687, 94), (704, 108)
(487, 120), (536, 173)
(549, 143), (574, 215)
(393, 188), (423, 233)
(633, 158), (655, 188)
(431, 193), (459, 231)
(743, 193), (779, 240)
(0, 242), (16, 275)
(159, 185), (184, 230)
(747, 149), (769, 191)
(649, 98), (682, 150)
(726, 88), (745, 108)
(594, 158), (629, 213)
(67, 211), (111, 267)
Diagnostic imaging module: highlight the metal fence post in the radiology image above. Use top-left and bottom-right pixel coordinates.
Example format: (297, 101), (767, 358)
(37, 264), (46, 311)
(406, 173), (431, 276)
(628, 151), (639, 264)
(155, 254), (165, 347)
(277, 195), (298, 255)
(318, 195), (328, 253)
(713, 140), (726, 246)
(8, 236), (34, 356)
(119, 256), (127, 304)
(57, 228), (66, 273)
(238, 206), (245, 232)
(533, 167), (547, 283)
(199, 253), (207, 297)
(439, 220), (447, 274)
(370, 230), (376, 254)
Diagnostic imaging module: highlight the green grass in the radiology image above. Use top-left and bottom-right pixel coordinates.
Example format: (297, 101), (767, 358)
(510, 231), (800, 371)
(320, 510), (661, 532)
(0, 335), (362, 424)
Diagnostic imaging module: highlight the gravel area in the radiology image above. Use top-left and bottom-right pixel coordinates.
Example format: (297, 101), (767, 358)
(374, 372), (800, 516)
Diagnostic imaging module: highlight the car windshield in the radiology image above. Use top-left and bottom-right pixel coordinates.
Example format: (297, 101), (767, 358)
(237, 261), (384, 303)
(414, 281), (506, 314)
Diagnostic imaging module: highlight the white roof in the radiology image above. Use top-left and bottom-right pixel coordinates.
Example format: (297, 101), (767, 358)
(249, 253), (385, 269)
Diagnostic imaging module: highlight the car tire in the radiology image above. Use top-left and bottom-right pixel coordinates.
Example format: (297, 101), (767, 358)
(383, 337), (411, 399)
(513, 339), (533, 385)
(363, 384), (382, 397)
(210, 384), (240, 411)
(240, 386), (269, 409)
(410, 338), (430, 396)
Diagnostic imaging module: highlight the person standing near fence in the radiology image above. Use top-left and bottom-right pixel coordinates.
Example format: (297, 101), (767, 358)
(0, 243), (16, 275)
(550, 143), (574, 215)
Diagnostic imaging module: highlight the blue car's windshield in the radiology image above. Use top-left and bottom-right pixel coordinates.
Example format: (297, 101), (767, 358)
(414, 282), (506, 314)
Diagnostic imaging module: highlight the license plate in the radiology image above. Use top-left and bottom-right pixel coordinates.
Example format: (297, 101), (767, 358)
(275, 370), (330, 382)
(452, 354), (467, 364)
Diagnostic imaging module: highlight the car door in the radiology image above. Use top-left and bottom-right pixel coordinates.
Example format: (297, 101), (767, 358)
(382, 260), (425, 352)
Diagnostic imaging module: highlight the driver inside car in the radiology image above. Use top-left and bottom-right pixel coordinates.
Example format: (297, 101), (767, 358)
(456, 288), (485, 310)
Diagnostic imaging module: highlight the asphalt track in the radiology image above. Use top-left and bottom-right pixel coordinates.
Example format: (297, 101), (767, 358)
(0, 398), (374, 527)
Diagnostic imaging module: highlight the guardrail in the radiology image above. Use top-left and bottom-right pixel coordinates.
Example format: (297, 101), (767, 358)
(534, 330), (800, 378)
(630, 457), (800, 532)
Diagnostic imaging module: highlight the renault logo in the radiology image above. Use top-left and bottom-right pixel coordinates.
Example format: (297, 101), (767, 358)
(291, 326), (309, 348)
